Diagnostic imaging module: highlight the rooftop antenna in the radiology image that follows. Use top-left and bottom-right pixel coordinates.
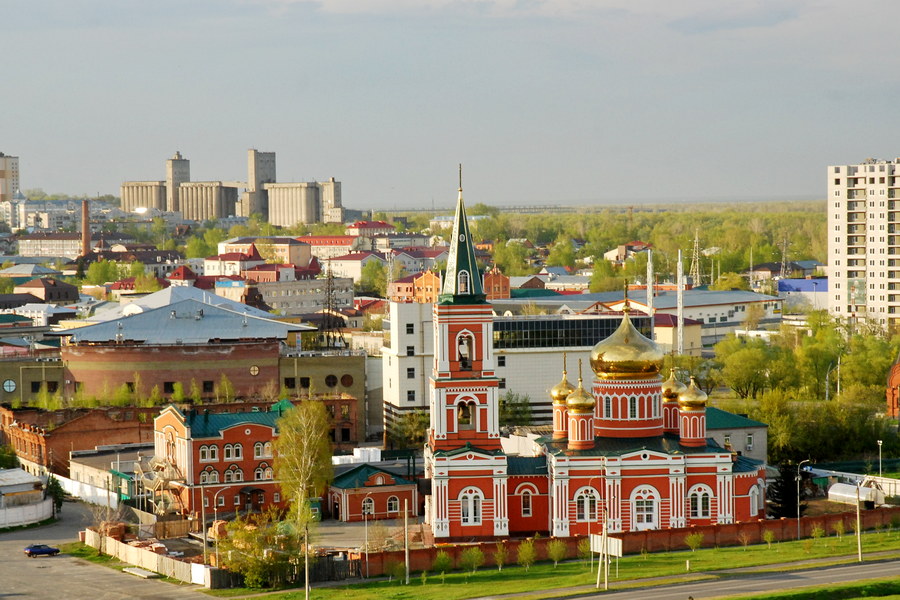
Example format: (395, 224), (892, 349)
(689, 229), (703, 286)
(322, 257), (346, 349)
(779, 236), (791, 279)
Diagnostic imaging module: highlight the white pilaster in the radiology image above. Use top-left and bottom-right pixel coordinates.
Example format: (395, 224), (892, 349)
(493, 474), (509, 536)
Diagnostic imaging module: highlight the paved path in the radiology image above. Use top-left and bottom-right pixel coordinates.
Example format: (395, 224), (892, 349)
(0, 501), (204, 599)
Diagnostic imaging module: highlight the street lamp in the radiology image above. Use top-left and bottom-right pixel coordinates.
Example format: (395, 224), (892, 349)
(587, 476), (601, 573)
(797, 459), (810, 540)
(212, 488), (227, 567)
(878, 440), (883, 478)
(362, 493), (373, 578)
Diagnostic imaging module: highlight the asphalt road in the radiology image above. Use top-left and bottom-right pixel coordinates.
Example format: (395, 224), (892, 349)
(0, 501), (204, 599)
(566, 558), (900, 599)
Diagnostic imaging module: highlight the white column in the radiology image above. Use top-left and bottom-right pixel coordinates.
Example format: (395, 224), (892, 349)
(493, 474), (509, 536)
(606, 476), (623, 532)
(717, 474), (734, 524)
(552, 476), (570, 537)
(668, 472), (686, 528)
(432, 476), (450, 538)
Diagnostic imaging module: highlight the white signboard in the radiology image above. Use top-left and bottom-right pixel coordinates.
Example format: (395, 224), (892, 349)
(590, 533), (623, 557)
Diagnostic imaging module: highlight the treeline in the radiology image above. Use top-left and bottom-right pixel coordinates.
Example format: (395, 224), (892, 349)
(671, 311), (898, 464)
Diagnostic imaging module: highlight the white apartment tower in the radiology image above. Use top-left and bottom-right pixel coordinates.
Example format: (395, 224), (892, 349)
(0, 153), (20, 204)
(827, 158), (900, 330)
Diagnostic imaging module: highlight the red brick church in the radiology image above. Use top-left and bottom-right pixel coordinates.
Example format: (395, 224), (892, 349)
(423, 182), (766, 541)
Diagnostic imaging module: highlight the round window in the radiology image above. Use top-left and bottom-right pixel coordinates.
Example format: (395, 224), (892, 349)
(341, 374), (354, 387)
(325, 375), (338, 388)
(3, 379), (15, 393)
(249, 365), (260, 376)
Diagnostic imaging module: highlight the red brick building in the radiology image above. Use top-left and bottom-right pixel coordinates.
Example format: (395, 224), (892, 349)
(328, 463), (418, 522)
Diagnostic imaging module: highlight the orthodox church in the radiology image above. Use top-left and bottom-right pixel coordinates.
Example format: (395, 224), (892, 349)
(423, 182), (766, 541)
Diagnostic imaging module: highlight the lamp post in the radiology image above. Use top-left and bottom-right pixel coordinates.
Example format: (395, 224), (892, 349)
(796, 459), (810, 540)
(878, 440), (883, 478)
(212, 488), (227, 567)
(362, 493), (372, 578)
(588, 476), (601, 573)
(200, 484), (208, 564)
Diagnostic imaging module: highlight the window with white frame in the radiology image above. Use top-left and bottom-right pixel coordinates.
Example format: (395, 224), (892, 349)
(749, 485), (760, 517)
(234, 495), (240, 505)
(254, 442), (264, 458)
(209, 445), (218, 461)
(255, 467), (264, 480)
(200, 446), (209, 461)
(224, 444), (233, 460)
(362, 497), (374, 516)
(265, 467), (273, 480)
(209, 470), (219, 483)
(521, 490), (532, 517)
(387, 496), (400, 513)
(233, 444), (243, 460)
(575, 488), (598, 522)
(460, 488), (482, 525)
(199, 471), (208, 484)
(274, 492), (281, 503)
(604, 397), (611, 418)
(746, 433), (754, 450)
(217, 495), (225, 507)
(688, 486), (712, 518)
(632, 486), (659, 530)
(629, 397), (637, 419)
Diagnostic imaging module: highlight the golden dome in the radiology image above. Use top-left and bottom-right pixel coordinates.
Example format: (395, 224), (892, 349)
(661, 369), (687, 403)
(678, 377), (708, 410)
(551, 370), (576, 405)
(590, 311), (664, 379)
(566, 376), (595, 413)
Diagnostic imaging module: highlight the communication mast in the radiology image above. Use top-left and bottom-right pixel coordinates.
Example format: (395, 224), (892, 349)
(689, 229), (703, 286)
(322, 258), (346, 349)
(779, 236), (791, 279)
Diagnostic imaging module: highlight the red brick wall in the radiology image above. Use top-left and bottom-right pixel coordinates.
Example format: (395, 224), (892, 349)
(356, 506), (900, 576)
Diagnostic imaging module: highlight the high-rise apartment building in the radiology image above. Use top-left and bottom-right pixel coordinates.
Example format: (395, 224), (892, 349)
(827, 157), (900, 330)
(0, 153), (20, 204)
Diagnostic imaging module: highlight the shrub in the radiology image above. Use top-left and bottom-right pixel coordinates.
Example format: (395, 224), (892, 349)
(832, 520), (845, 539)
(493, 541), (508, 571)
(547, 539), (567, 567)
(459, 546), (485, 575)
(763, 529), (775, 549)
(576, 537), (591, 563)
(737, 531), (751, 549)
(432, 550), (453, 583)
(420, 570), (428, 586)
(811, 525), (825, 540)
(517, 539), (537, 572)
(389, 561), (406, 584)
(685, 531), (704, 552)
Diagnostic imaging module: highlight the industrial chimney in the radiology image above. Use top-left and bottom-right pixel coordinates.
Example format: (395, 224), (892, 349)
(81, 199), (90, 257)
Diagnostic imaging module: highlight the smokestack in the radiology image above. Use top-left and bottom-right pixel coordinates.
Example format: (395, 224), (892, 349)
(81, 200), (90, 257)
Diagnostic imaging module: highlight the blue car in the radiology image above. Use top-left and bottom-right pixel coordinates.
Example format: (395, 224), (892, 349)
(24, 544), (59, 557)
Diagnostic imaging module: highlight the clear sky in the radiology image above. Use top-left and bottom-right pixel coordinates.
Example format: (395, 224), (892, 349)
(5, 0), (900, 210)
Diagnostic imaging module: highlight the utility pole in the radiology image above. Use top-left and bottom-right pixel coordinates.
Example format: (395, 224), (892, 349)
(677, 250), (684, 355)
(404, 499), (410, 585)
(779, 236), (791, 279)
(689, 229), (702, 286)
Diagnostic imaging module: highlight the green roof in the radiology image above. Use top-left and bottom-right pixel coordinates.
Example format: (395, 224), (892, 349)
(430, 441), (505, 458)
(508, 455), (547, 475)
(187, 405), (289, 438)
(331, 463), (414, 489)
(439, 182), (486, 304)
(510, 288), (562, 298)
(705, 406), (767, 430)
(0, 314), (32, 323)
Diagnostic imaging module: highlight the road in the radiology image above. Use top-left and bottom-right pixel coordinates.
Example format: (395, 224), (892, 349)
(0, 501), (204, 599)
(565, 559), (900, 599)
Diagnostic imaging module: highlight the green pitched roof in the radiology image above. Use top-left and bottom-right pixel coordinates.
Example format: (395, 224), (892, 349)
(331, 463), (414, 489)
(187, 405), (289, 438)
(439, 179), (485, 304)
(705, 406), (767, 430)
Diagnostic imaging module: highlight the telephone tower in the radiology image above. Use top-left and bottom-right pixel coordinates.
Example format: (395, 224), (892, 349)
(779, 236), (791, 279)
(322, 258), (346, 348)
(689, 229), (703, 286)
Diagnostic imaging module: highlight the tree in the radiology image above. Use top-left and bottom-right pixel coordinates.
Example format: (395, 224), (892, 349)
(546, 236), (575, 269)
(547, 539), (567, 567)
(432, 550), (453, 583)
(359, 260), (388, 296)
(499, 392), (532, 427)
(710, 272), (750, 291)
(216, 374), (235, 402)
(767, 463), (807, 520)
(0, 444), (18, 469)
(45, 474), (65, 514)
(459, 546), (484, 575)
(217, 508), (300, 588)
(389, 411), (429, 449)
(684, 531), (704, 552)
(274, 401), (334, 533)
(493, 541), (508, 571)
(742, 303), (765, 330)
(517, 538), (536, 572)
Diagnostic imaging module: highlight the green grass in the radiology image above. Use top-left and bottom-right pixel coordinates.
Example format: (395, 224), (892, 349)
(218, 529), (900, 600)
(725, 577), (900, 599)
(59, 542), (193, 587)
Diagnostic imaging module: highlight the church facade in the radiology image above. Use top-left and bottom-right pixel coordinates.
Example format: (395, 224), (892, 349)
(423, 183), (766, 541)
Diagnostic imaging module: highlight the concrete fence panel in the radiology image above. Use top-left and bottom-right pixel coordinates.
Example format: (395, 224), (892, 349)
(0, 499), (52, 528)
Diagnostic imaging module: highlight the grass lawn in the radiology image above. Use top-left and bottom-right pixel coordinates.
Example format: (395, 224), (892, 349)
(59, 542), (194, 587)
(726, 577), (900, 599)
(205, 528), (900, 600)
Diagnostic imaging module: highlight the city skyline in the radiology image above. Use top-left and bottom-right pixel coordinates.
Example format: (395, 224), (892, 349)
(5, 0), (900, 209)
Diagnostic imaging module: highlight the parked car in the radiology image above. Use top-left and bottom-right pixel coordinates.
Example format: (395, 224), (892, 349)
(24, 544), (59, 558)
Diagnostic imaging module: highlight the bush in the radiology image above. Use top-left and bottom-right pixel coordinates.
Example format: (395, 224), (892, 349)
(459, 546), (485, 575)
(517, 539), (537, 572)
(763, 529), (776, 549)
(811, 525), (825, 540)
(432, 550), (453, 583)
(493, 542), (508, 572)
(388, 560), (406, 584)
(547, 539), (567, 567)
(685, 531), (704, 552)
(577, 537), (591, 563)
(832, 520), (845, 538)
(738, 531), (751, 549)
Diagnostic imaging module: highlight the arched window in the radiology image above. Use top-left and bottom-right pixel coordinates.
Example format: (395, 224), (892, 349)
(521, 490), (532, 517)
(604, 397), (611, 418)
(224, 445), (233, 460)
(362, 497), (374, 516)
(631, 486), (659, 531)
(574, 487), (598, 522)
(254, 442), (264, 458)
(199, 471), (208, 484)
(749, 485), (761, 517)
(457, 333), (474, 370)
(460, 487), (482, 525)
(224, 470), (232, 483)
(232, 469), (243, 482)
(457, 400), (476, 430)
(629, 397), (637, 419)
(689, 485), (713, 519)
(209, 445), (218, 461)
(208, 470), (219, 483)
(264, 442), (272, 457)
(233, 444), (243, 460)
(255, 467), (264, 481)
(199, 446), (208, 461)
(264, 467), (273, 480)
(387, 496), (400, 513)
(458, 270), (470, 294)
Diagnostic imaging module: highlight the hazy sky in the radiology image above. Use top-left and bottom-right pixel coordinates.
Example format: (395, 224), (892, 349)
(5, 0), (900, 210)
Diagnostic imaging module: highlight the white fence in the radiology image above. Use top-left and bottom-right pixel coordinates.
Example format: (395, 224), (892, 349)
(56, 475), (119, 509)
(0, 498), (53, 528)
(84, 529), (212, 586)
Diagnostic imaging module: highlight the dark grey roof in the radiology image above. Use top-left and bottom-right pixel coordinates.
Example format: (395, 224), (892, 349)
(60, 298), (303, 344)
(541, 433), (728, 458)
(90, 285), (276, 322)
(507, 455), (547, 476)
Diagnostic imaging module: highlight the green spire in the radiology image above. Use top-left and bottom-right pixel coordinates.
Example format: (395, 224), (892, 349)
(439, 165), (485, 303)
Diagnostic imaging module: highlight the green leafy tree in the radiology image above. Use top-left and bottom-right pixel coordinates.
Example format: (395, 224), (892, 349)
(359, 260), (388, 295)
(493, 541), (508, 571)
(84, 259), (119, 285)
(589, 259), (620, 293)
(546, 236), (575, 269)
(218, 508), (300, 588)
(189, 379), (202, 404)
(274, 401), (334, 534)
(459, 546), (485, 575)
(547, 539), (567, 567)
(768, 463), (806, 520)
(184, 236), (213, 259)
(517, 538), (537, 572)
(684, 531), (704, 552)
(46, 474), (65, 513)
(389, 411), (429, 449)
(432, 550), (453, 583)
(0, 444), (18, 469)
(171, 382), (185, 403)
(710, 272), (750, 291)
(216, 374), (235, 402)
(499, 391), (532, 426)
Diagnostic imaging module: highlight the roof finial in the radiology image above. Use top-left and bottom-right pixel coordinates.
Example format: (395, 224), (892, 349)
(577, 358), (583, 385)
(458, 163), (463, 192)
(623, 280), (631, 313)
(562, 351), (568, 375)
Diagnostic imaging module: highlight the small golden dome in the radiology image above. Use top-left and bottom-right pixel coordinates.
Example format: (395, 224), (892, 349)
(661, 369), (687, 403)
(678, 377), (708, 410)
(566, 376), (595, 413)
(551, 370), (576, 405)
(590, 311), (664, 379)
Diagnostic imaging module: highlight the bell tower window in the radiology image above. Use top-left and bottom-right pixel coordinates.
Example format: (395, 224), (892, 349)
(457, 400), (476, 430)
(458, 333), (474, 370)
(458, 270), (470, 294)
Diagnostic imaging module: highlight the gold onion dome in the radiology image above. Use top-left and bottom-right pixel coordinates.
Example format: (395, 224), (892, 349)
(678, 377), (708, 410)
(566, 360), (594, 413)
(589, 308), (664, 379)
(661, 369), (687, 402)
(551, 355), (576, 405)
